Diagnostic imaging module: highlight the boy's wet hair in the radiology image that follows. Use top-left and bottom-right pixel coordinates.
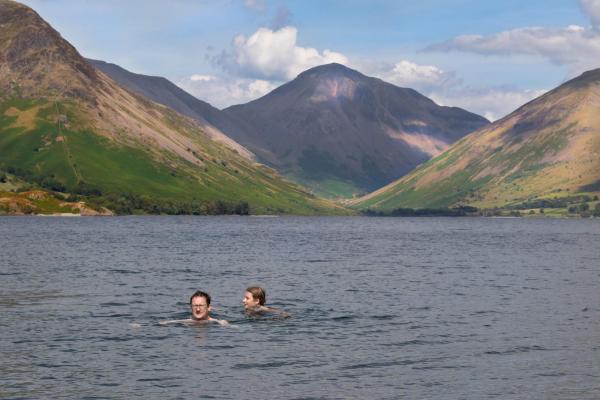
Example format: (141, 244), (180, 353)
(246, 286), (266, 306)
(190, 290), (211, 306)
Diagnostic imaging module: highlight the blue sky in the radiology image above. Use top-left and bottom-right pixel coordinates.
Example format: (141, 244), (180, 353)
(20, 0), (600, 120)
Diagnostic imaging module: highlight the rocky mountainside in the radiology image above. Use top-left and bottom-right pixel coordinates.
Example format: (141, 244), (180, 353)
(223, 63), (489, 197)
(0, 0), (99, 102)
(88, 59), (221, 122)
(0, 0), (347, 215)
(88, 59), (254, 156)
(352, 69), (600, 212)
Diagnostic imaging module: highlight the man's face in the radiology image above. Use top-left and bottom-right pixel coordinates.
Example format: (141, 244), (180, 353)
(190, 295), (210, 320)
(243, 291), (260, 310)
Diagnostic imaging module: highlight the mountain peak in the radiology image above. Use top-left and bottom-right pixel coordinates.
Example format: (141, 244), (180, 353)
(298, 63), (366, 80)
(0, 0), (99, 101)
(0, 0), (28, 15)
(224, 63), (489, 197)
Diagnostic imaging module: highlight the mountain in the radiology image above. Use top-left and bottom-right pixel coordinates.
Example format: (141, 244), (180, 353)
(89, 59), (488, 199)
(87, 59), (254, 155)
(0, 0), (347, 215)
(352, 69), (600, 212)
(87, 59), (222, 123)
(223, 63), (489, 197)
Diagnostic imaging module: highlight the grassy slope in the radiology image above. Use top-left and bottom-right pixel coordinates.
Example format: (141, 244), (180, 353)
(287, 173), (364, 199)
(352, 79), (600, 213)
(353, 142), (493, 210)
(0, 97), (350, 215)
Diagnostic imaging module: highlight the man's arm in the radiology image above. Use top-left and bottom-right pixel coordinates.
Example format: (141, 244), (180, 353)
(159, 319), (192, 325)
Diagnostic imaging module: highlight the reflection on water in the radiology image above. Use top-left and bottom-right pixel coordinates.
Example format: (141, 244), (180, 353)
(1, 216), (600, 399)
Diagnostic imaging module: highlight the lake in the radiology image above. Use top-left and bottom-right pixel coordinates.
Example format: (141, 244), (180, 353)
(1, 216), (599, 399)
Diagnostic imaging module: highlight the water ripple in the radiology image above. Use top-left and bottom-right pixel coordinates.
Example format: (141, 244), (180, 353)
(1, 216), (599, 399)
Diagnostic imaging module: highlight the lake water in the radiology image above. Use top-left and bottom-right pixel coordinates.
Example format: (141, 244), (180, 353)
(1, 216), (600, 399)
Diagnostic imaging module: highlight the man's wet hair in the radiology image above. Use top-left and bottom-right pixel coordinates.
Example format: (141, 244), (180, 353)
(190, 290), (211, 306)
(246, 286), (266, 306)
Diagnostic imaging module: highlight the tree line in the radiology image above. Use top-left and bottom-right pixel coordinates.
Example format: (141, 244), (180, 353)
(0, 165), (251, 215)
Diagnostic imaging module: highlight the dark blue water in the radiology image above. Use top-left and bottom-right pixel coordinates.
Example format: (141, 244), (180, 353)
(1, 216), (599, 399)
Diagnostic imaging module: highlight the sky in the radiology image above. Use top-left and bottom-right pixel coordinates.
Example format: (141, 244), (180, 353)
(19, 0), (600, 120)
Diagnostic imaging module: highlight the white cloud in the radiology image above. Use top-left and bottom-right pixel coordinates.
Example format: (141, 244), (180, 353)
(430, 87), (547, 122)
(407, 0), (600, 119)
(361, 59), (545, 121)
(367, 60), (460, 93)
(216, 26), (348, 80)
(425, 1), (600, 75)
(190, 74), (216, 81)
(177, 75), (278, 109)
(427, 26), (600, 66)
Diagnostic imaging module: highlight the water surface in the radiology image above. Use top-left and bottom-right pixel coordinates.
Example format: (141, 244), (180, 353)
(1, 216), (599, 399)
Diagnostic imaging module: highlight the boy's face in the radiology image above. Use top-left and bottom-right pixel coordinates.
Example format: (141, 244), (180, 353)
(243, 291), (260, 309)
(190, 296), (210, 320)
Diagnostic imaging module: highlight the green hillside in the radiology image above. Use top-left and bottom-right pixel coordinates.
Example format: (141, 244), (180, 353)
(0, 97), (348, 215)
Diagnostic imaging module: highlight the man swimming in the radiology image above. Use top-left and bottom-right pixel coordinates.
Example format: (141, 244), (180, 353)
(243, 286), (289, 317)
(160, 290), (228, 325)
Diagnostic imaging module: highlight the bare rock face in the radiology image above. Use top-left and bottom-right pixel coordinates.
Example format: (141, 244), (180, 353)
(223, 63), (489, 196)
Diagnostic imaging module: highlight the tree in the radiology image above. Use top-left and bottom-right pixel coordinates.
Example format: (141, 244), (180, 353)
(71, 181), (102, 196)
(235, 201), (250, 215)
(214, 200), (229, 215)
(40, 176), (65, 192)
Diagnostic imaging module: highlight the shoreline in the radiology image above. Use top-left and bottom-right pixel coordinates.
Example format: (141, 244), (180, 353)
(0, 213), (596, 219)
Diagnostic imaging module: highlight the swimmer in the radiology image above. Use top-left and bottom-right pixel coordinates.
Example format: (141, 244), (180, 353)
(160, 290), (228, 326)
(243, 286), (289, 317)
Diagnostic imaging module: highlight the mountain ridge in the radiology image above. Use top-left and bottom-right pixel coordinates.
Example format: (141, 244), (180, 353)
(351, 67), (600, 212)
(88, 59), (255, 160)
